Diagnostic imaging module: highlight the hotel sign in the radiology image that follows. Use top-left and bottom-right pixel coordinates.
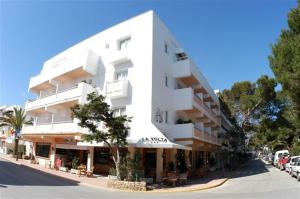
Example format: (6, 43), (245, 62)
(141, 137), (168, 144)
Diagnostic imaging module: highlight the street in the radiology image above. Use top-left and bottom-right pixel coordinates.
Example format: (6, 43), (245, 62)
(0, 158), (299, 199)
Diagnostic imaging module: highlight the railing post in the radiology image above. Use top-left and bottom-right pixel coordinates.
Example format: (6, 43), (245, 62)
(51, 113), (54, 130)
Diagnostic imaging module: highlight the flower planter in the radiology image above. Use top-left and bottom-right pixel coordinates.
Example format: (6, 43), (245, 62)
(59, 166), (68, 172)
(70, 169), (78, 174)
(107, 180), (147, 191)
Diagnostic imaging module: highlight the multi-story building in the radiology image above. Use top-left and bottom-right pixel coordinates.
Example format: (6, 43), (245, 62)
(22, 11), (221, 182)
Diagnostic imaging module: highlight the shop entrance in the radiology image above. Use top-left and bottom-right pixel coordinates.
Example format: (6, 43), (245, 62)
(143, 149), (156, 180)
(55, 148), (88, 169)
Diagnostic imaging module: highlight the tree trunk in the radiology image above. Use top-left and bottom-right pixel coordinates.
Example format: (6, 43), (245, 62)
(112, 148), (121, 180)
(14, 138), (19, 161)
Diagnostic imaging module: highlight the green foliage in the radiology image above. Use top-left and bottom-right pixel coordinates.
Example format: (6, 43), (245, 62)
(71, 92), (131, 180)
(71, 92), (131, 148)
(127, 150), (143, 181)
(0, 107), (32, 157)
(71, 157), (79, 169)
(269, 1), (300, 118)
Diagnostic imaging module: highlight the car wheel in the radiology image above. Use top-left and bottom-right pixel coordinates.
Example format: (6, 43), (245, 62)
(297, 173), (300, 182)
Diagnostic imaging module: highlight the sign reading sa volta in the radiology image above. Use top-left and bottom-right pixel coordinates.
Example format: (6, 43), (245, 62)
(141, 137), (168, 144)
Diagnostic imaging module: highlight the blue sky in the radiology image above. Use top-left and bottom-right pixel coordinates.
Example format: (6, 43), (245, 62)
(0, 0), (298, 106)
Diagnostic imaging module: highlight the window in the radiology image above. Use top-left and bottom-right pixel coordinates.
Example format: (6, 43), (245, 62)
(36, 143), (51, 158)
(115, 70), (128, 81)
(112, 107), (126, 117)
(119, 37), (131, 50)
(105, 43), (109, 49)
(164, 41), (169, 54)
(165, 111), (168, 124)
(94, 148), (111, 164)
(165, 75), (168, 87)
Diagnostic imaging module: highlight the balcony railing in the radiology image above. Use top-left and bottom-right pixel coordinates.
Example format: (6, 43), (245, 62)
(106, 79), (129, 99)
(29, 50), (98, 91)
(22, 115), (89, 135)
(26, 82), (96, 111)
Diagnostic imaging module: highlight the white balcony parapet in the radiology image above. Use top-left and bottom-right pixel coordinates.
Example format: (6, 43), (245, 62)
(173, 88), (220, 126)
(106, 79), (129, 99)
(172, 123), (219, 145)
(26, 82), (96, 112)
(173, 58), (219, 104)
(29, 50), (98, 92)
(106, 48), (131, 65)
(22, 121), (89, 135)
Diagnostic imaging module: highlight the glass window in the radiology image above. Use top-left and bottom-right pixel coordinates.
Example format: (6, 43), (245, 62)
(165, 75), (168, 87)
(165, 111), (168, 124)
(36, 143), (50, 158)
(115, 70), (128, 81)
(113, 107), (126, 117)
(164, 41), (168, 54)
(119, 37), (131, 50)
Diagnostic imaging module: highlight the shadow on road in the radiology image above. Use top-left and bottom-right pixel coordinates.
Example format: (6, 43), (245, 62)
(229, 159), (270, 179)
(0, 159), (80, 187)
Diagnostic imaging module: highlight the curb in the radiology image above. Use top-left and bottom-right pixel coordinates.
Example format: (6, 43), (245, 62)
(1, 155), (229, 193)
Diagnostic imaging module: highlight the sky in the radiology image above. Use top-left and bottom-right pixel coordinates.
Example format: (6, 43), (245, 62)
(0, 0), (298, 106)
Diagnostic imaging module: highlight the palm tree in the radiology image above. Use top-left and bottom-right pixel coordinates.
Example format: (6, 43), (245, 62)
(0, 107), (32, 160)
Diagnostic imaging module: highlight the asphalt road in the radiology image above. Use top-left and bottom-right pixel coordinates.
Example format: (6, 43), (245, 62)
(0, 158), (299, 199)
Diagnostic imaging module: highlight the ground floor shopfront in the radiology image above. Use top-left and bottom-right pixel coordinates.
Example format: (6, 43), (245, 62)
(22, 135), (221, 182)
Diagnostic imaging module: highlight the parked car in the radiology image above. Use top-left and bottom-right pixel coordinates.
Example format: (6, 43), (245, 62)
(285, 156), (300, 174)
(290, 159), (300, 181)
(278, 154), (289, 170)
(273, 150), (289, 168)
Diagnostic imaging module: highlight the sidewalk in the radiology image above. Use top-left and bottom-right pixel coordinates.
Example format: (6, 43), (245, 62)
(0, 154), (228, 193)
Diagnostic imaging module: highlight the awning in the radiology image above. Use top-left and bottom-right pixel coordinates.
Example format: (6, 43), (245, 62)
(56, 144), (88, 150)
(129, 139), (191, 150)
(77, 125), (191, 150)
(128, 124), (191, 150)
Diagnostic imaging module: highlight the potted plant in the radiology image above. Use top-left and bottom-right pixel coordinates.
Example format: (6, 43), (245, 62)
(70, 157), (79, 174)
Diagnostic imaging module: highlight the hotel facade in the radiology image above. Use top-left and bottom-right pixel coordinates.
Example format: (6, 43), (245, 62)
(22, 11), (222, 182)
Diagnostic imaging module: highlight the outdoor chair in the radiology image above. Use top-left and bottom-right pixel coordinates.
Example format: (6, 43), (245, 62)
(77, 164), (87, 177)
(167, 172), (178, 187)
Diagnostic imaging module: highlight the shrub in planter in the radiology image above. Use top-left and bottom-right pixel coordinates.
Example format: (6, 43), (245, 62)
(70, 157), (79, 174)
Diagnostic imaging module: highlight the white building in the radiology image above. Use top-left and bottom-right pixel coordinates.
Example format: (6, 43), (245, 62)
(22, 11), (221, 181)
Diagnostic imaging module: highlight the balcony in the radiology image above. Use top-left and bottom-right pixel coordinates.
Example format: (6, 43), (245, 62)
(22, 119), (88, 135)
(172, 123), (219, 145)
(106, 79), (129, 99)
(29, 50), (98, 92)
(26, 82), (96, 112)
(173, 88), (220, 126)
(173, 58), (219, 104)
(106, 49), (131, 65)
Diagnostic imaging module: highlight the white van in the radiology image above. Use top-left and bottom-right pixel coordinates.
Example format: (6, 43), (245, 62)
(273, 150), (289, 167)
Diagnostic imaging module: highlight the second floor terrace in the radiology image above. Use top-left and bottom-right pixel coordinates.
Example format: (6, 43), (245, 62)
(29, 50), (98, 93)
(25, 82), (96, 112)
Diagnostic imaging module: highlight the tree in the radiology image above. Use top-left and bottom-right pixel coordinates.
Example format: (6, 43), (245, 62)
(221, 75), (277, 137)
(269, 1), (300, 118)
(0, 107), (32, 160)
(71, 92), (131, 180)
(268, 1), (300, 153)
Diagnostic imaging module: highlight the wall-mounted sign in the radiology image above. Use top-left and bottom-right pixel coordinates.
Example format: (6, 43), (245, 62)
(141, 137), (168, 144)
